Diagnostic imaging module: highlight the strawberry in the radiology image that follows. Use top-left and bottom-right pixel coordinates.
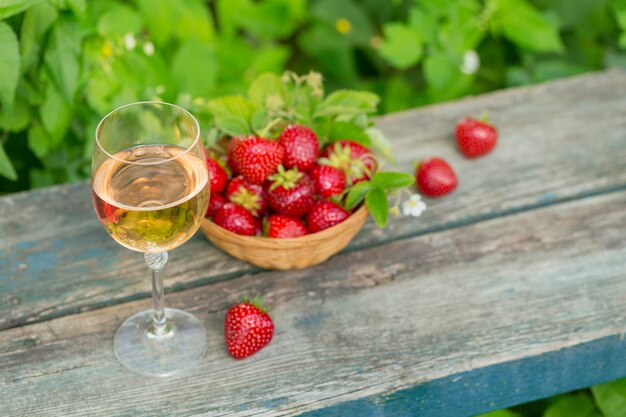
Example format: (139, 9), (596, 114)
(225, 175), (266, 217)
(455, 117), (498, 158)
(320, 140), (377, 185)
(226, 135), (252, 174)
(267, 215), (308, 238)
(225, 299), (274, 359)
(206, 156), (228, 194)
(310, 165), (346, 198)
(206, 193), (226, 218)
(278, 124), (319, 172)
(415, 158), (458, 197)
(307, 201), (350, 233)
(213, 203), (257, 236)
(233, 137), (284, 185)
(266, 166), (315, 217)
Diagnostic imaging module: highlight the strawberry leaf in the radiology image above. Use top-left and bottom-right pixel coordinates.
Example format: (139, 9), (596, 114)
(367, 127), (396, 164)
(206, 95), (254, 122)
(248, 72), (283, 109)
(345, 180), (371, 210)
(214, 115), (250, 136)
(328, 121), (371, 147)
(365, 187), (388, 228)
(314, 90), (379, 118)
(372, 172), (414, 191)
(251, 108), (271, 133)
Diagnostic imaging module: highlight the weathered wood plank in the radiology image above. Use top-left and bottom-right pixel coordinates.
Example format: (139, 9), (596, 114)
(1, 190), (625, 416)
(1, 70), (625, 330)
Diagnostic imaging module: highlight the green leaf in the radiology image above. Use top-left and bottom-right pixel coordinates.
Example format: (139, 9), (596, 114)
(366, 127), (396, 164)
(0, 141), (17, 181)
(488, 0), (564, 53)
(138, 0), (214, 45)
(28, 122), (50, 159)
(44, 19), (81, 102)
(544, 394), (602, 417)
(251, 108), (271, 133)
(311, 0), (374, 46)
(172, 38), (218, 97)
(314, 90), (379, 118)
(345, 180), (371, 210)
(328, 121), (371, 146)
(0, 22), (20, 111)
(0, 0), (40, 20)
(613, 0), (626, 30)
(372, 172), (414, 191)
(408, 7), (437, 44)
(0, 98), (31, 132)
(378, 23), (423, 69)
(20, 1), (58, 73)
(40, 82), (71, 147)
(248, 72), (283, 108)
(96, 3), (141, 37)
(213, 116), (251, 137)
(592, 378), (626, 417)
(365, 187), (389, 228)
(207, 95), (255, 122)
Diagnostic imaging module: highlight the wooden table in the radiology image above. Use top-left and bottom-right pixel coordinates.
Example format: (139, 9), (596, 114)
(1, 70), (625, 417)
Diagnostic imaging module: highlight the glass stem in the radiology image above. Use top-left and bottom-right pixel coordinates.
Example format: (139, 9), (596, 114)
(145, 252), (171, 338)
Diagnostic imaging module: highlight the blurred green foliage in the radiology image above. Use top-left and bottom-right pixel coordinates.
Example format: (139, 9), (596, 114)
(476, 379), (626, 417)
(0, 0), (624, 193)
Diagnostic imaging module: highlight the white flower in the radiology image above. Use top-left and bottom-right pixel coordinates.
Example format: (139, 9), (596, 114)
(143, 41), (155, 56)
(123, 33), (136, 50)
(402, 194), (427, 218)
(460, 50), (480, 75)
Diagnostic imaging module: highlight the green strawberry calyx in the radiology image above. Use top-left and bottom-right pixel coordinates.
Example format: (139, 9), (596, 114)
(268, 165), (304, 191)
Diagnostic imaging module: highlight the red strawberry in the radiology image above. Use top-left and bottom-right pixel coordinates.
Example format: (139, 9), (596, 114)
(278, 124), (319, 172)
(455, 117), (498, 158)
(225, 300), (274, 359)
(310, 165), (346, 198)
(206, 193), (226, 218)
(320, 140), (377, 185)
(206, 156), (228, 193)
(213, 203), (256, 236)
(415, 158), (458, 197)
(307, 201), (350, 233)
(226, 136), (253, 174)
(225, 175), (266, 217)
(266, 166), (315, 217)
(233, 137), (284, 184)
(267, 215), (308, 238)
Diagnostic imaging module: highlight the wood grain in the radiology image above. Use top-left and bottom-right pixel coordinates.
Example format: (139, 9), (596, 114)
(1, 70), (625, 330)
(1, 189), (625, 416)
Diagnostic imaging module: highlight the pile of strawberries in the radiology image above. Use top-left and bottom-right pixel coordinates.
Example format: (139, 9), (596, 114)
(205, 124), (377, 238)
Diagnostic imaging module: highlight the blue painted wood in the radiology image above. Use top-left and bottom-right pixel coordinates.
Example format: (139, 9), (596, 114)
(298, 334), (626, 417)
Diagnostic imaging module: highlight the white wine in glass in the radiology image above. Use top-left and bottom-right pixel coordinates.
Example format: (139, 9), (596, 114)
(92, 102), (209, 377)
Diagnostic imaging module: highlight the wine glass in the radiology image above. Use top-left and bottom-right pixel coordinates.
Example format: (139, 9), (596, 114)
(91, 101), (209, 377)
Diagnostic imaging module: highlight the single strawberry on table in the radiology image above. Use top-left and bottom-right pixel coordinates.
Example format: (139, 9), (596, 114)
(213, 203), (257, 236)
(205, 193), (226, 218)
(310, 164), (346, 198)
(320, 140), (377, 185)
(225, 175), (266, 217)
(278, 124), (319, 172)
(415, 157), (457, 197)
(266, 166), (315, 217)
(266, 215), (308, 238)
(206, 156), (228, 194)
(455, 117), (498, 158)
(307, 200), (350, 233)
(232, 137), (284, 184)
(225, 299), (274, 359)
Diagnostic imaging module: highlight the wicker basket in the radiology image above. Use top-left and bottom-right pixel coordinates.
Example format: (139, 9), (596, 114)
(201, 205), (369, 270)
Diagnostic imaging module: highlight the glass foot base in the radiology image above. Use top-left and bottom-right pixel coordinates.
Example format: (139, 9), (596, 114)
(113, 308), (207, 377)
